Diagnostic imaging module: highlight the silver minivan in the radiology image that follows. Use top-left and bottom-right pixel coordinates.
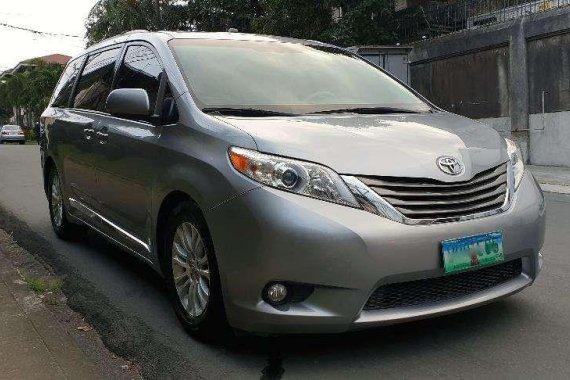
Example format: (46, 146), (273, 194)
(41, 31), (545, 338)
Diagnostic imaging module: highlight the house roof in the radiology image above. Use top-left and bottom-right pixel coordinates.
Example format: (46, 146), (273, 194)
(0, 54), (71, 79)
(23, 54), (71, 65)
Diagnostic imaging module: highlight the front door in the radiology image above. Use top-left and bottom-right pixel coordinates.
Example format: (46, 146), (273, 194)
(91, 44), (168, 258)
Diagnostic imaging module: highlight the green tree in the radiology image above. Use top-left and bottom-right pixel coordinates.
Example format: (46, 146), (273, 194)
(85, 0), (396, 47)
(86, 0), (191, 45)
(0, 61), (63, 133)
(327, 0), (396, 45)
(252, 0), (335, 41)
(189, 0), (261, 33)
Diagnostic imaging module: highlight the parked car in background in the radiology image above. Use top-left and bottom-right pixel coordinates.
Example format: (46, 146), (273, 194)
(41, 31), (545, 339)
(0, 125), (25, 144)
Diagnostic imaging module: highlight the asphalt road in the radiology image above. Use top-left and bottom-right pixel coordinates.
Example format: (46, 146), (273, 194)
(0, 145), (569, 379)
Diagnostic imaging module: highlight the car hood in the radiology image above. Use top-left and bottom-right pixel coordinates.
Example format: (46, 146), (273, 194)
(217, 112), (507, 181)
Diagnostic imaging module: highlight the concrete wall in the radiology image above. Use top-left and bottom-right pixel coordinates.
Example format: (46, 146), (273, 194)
(412, 47), (510, 119)
(409, 7), (570, 166)
(530, 111), (570, 165)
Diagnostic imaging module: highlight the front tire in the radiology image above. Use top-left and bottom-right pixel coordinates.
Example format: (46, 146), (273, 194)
(164, 202), (229, 340)
(47, 167), (86, 240)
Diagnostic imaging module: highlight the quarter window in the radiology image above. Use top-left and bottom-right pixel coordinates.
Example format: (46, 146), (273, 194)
(73, 47), (121, 111)
(51, 58), (83, 107)
(115, 45), (163, 113)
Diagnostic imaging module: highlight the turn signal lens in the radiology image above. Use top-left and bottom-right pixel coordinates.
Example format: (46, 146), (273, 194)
(229, 150), (250, 172)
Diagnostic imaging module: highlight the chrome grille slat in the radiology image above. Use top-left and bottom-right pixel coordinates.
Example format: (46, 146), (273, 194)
(357, 163), (508, 220)
(367, 174), (507, 198)
(396, 194), (505, 216)
(384, 186), (506, 207)
(360, 164), (507, 190)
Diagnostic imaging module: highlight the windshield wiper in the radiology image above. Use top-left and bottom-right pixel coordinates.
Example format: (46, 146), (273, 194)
(308, 107), (427, 115)
(202, 107), (295, 117)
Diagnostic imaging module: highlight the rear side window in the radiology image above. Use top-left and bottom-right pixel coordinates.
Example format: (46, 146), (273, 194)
(51, 58), (83, 107)
(73, 47), (121, 111)
(115, 45), (163, 112)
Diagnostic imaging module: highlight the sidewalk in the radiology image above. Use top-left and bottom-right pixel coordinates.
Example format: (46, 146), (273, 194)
(0, 245), (99, 379)
(528, 165), (570, 194)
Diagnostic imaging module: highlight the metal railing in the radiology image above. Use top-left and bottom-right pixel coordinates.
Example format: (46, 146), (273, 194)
(393, 0), (570, 42)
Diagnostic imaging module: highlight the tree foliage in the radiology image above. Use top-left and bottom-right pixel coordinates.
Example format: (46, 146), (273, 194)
(86, 0), (191, 45)
(0, 60), (63, 125)
(85, 0), (396, 46)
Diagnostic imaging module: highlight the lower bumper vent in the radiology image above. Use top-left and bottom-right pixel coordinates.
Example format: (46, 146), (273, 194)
(364, 259), (523, 311)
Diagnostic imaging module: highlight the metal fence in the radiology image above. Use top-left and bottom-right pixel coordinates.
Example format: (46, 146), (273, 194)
(393, 0), (570, 42)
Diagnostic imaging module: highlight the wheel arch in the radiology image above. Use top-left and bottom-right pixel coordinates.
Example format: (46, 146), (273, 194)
(155, 190), (207, 275)
(43, 156), (56, 196)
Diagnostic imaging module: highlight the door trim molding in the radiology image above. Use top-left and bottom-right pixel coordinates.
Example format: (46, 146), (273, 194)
(69, 197), (152, 256)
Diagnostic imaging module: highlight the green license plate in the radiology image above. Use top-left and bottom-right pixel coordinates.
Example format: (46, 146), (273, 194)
(442, 231), (504, 273)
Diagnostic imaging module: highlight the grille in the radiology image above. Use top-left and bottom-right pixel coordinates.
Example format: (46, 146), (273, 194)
(364, 259), (522, 311)
(357, 163), (508, 220)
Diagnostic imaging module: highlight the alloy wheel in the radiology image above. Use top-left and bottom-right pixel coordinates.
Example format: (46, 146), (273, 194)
(51, 173), (63, 227)
(171, 222), (211, 318)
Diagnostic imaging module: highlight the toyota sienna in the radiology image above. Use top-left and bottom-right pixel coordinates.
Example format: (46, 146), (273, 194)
(41, 31), (545, 338)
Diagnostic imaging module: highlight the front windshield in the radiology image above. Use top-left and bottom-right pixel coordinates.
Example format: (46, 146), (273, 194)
(169, 39), (431, 115)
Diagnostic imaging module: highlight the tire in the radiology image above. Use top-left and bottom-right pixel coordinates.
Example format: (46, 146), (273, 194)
(47, 166), (86, 240)
(163, 202), (230, 340)
(19, 141), (25, 145)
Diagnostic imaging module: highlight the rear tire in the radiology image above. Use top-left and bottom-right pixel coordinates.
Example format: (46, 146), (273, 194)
(19, 141), (25, 145)
(163, 202), (230, 340)
(47, 167), (86, 240)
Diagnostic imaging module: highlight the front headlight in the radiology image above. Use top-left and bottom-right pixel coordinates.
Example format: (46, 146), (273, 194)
(229, 147), (360, 207)
(505, 138), (524, 189)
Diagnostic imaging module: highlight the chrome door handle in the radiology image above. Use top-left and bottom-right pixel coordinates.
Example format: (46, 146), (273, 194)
(83, 128), (95, 140)
(96, 127), (109, 144)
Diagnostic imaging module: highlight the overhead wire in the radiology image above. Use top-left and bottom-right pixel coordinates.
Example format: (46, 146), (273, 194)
(0, 22), (82, 39)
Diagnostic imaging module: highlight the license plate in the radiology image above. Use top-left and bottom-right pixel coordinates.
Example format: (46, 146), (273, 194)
(442, 231), (504, 273)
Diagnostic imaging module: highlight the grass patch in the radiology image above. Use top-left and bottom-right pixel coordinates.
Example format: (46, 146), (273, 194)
(24, 276), (63, 294)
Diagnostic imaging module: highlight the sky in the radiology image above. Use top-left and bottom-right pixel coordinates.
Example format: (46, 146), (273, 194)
(0, 0), (97, 72)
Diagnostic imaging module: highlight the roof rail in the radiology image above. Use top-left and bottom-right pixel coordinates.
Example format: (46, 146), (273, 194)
(122, 29), (149, 35)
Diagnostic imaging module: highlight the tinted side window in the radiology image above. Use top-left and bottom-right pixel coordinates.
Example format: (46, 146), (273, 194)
(51, 58), (83, 107)
(115, 46), (163, 112)
(73, 47), (121, 111)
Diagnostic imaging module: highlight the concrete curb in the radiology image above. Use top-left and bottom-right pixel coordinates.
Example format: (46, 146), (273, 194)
(528, 165), (570, 194)
(539, 183), (570, 194)
(0, 229), (140, 379)
(0, 232), (99, 379)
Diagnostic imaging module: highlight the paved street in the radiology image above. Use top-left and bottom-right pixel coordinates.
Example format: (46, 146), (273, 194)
(0, 145), (569, 379)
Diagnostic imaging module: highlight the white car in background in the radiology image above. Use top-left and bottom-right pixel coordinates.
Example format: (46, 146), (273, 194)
(0, 125), (25, 145)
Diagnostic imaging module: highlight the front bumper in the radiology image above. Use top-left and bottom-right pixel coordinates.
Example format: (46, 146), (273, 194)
(207, 171), (545, 334)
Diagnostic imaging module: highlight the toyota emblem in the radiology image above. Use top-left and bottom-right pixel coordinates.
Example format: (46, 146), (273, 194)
(437, 156), (464, 176)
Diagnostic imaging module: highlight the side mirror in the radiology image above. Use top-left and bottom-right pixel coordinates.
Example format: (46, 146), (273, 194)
(106, 88), (150, 116)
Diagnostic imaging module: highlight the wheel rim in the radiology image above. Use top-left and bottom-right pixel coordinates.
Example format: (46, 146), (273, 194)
(171, 222), (210, 318)
(51, 173), (63, 227)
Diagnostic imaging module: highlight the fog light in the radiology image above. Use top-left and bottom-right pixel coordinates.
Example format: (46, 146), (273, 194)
(266, 283), (288, 304)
